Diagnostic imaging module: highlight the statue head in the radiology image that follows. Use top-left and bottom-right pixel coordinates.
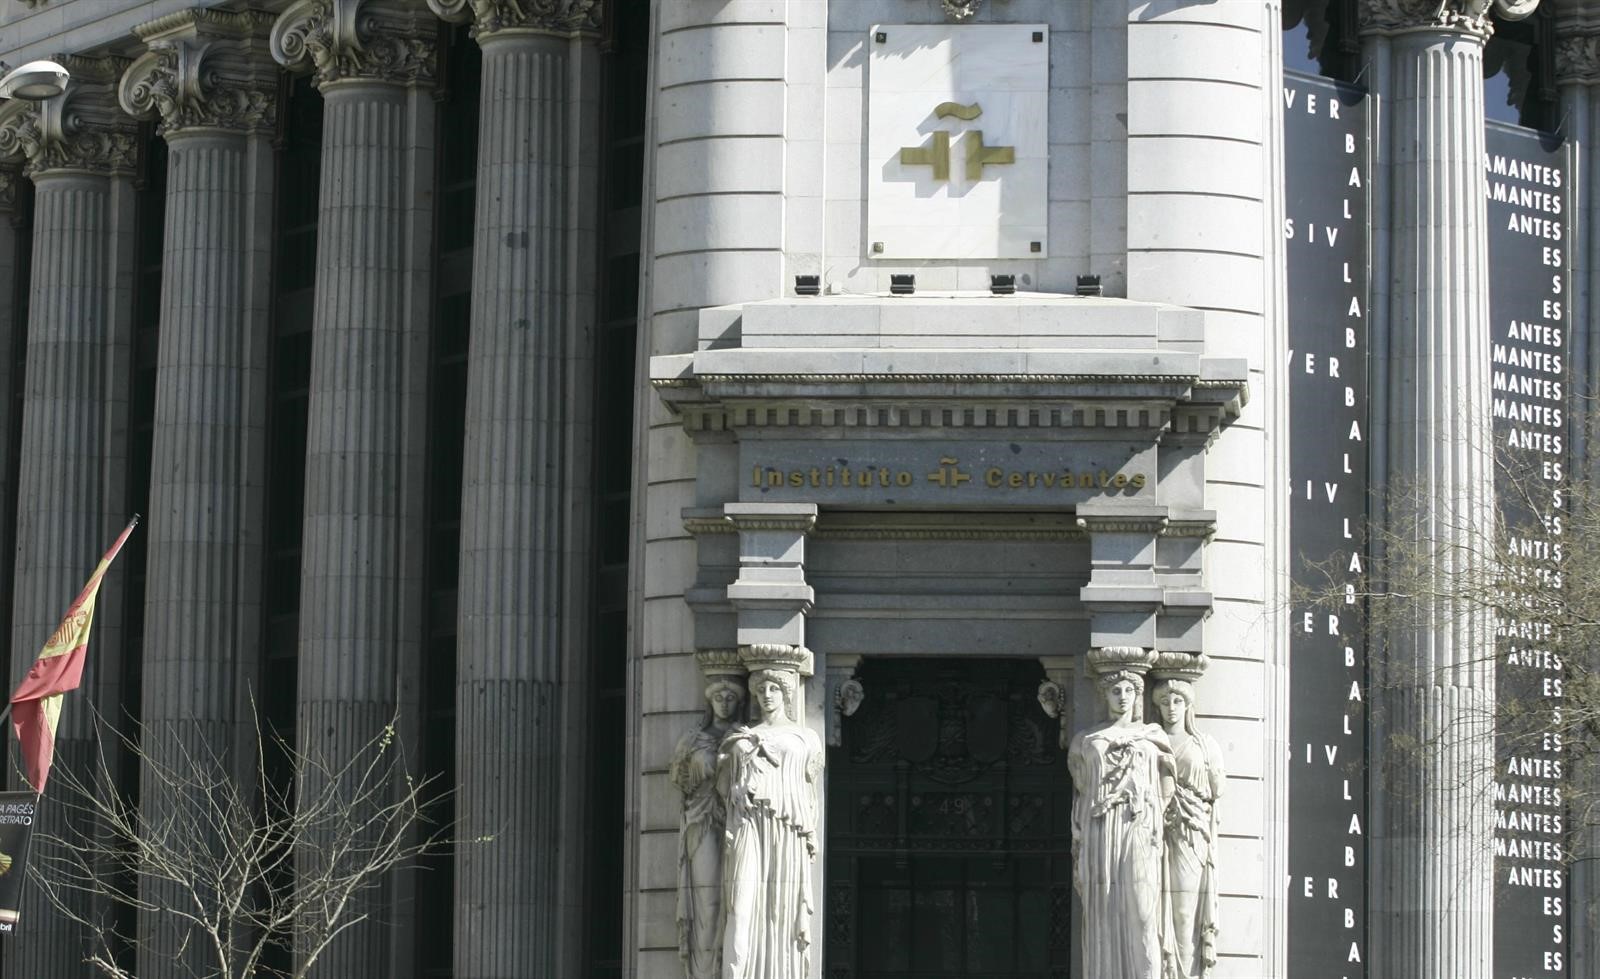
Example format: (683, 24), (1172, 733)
(1152, 677), (1196, 733)
(748, 668), (799, 724)
(704, 677), (745, 724)
(836, 677), (864, 717)
(1095, 669), (1146, 722)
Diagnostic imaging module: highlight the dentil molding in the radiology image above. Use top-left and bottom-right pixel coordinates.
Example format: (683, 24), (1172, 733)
(272, 0), (436, 88)
(0, 56), (137, 177)
(120, 10), (278, 135)
(427, 0), (602, 38)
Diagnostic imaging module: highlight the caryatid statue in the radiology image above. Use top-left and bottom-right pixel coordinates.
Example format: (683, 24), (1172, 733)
(670, 651), (747, 979)
(716, 644), (822, 979)
(1153, 653), (1226, 979)
(1066, 646), (1172, 979)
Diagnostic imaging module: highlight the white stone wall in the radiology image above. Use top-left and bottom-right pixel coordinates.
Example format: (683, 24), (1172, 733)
(822, 0), (1128, 295)
(0, 0), (199, 64)
(633, 1), (1289, 976)
(1124, 1), (1288, 977)
(633, 2), (796, 974)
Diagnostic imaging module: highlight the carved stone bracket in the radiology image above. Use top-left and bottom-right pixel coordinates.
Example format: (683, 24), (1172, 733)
(825, 654), (863, 747)
(272, 0), (437, 88)
(120, 10), (278, 137)
(1556, 34), (1600, 84)
(738, 643), (814, 677)
(1359, 0), (1541, 38)
(0, 56), (137, 177)
(428, 0), (603, 39)
(695, 648), (745, 683)
(941, 0), (985, 21)
(1152, 651), (1210, 682)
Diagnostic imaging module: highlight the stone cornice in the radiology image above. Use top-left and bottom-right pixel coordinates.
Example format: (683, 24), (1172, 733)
(1359, 0), (1541, 38)
(272, 0), (437, 88)
(121, 11), (278, 136)
(427, 0), (602, 39)
(0, 56), (138, 177)
(1556, 34), (1600, 83)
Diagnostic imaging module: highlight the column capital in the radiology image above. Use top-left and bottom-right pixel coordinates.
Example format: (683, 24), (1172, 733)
(1359, 0), (1541, 39)
(1556, 33), (1600, 84)
(427, 0), (602, 40)
(120, 10), (278, 137)
(0, 56), (138, 177)
(272, 0), (437, 89)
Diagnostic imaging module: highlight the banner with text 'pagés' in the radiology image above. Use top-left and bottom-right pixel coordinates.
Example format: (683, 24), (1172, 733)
(0, 793), (37, 932)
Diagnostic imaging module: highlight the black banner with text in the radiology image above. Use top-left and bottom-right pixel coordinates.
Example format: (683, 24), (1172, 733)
(0, 792), (37, 932)
(1487, 121), (1571, 979)
(1285, 71), (1370, 977)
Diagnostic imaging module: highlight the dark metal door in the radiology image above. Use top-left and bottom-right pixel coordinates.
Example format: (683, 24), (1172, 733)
(825, 658), (1072, 979)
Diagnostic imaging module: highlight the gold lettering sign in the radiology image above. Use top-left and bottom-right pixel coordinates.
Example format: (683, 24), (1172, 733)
(749, 457), (1147, 494)
(898, 104), (1015, 183)
(962, 130), (1014, 180)
(899, 130), (951, 182)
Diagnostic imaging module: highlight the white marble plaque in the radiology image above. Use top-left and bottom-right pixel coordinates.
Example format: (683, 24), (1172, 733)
(866, 24), (1048, 260)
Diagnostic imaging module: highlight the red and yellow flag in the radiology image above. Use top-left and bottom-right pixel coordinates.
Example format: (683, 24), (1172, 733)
(9, 517), (138, 793)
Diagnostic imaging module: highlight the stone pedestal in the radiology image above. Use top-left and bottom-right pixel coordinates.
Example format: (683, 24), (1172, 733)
(0, 54), (138, 979)
(1364, 5), (1498, 975)
(425, 2), (602, 973)
(272, 2), (435, 976)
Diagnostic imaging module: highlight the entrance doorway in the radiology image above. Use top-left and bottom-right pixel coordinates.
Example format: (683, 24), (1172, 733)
(824, 658), (1072, 978)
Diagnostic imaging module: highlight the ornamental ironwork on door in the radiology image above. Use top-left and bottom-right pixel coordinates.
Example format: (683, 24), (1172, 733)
(825, 658), (1072, 979)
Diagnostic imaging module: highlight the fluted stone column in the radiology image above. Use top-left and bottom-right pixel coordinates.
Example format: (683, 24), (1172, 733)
(1362, 2), (1534, 975)
(118, 11), (279, 977)
(272, 2), (435, 976)
(1554, 9), (1599, 971)
(0, 55), (138, 979)
(0, 169), (24, 613)
(425, 2), (600, 975)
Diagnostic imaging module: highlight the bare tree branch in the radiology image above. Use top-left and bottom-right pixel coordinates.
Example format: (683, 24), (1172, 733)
(28, 707), (457, 979)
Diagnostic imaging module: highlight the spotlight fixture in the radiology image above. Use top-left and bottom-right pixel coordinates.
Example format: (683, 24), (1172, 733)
(0, 60), (69, 101)
(794, 274), (820, 296)
(1076, 274), (1103, 297)
(989, 273), (1016, 296)
(889, 274), (915, 296)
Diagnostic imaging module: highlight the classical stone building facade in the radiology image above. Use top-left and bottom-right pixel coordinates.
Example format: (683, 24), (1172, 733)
(0, 0), (1592, 977)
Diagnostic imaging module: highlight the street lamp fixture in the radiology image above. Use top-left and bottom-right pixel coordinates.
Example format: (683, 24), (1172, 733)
(0, 60), (69, 101)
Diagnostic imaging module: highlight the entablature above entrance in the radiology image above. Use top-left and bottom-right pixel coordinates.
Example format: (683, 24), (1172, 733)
(650, 293), (1249, 441)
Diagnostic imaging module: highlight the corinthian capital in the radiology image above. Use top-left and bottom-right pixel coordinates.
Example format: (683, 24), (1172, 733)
(1360, 0), (1540, 38)
(120, 10), (278, 136)
(0, 56), (138, 177)
(427, 0), (602, 39)
(1556, 34), (1600, 84)
(272, 0), (436, 88)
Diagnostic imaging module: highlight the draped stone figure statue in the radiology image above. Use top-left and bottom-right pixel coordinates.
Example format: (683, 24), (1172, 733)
(1067, 647), (1172, 979)
(716, 650), (822, 979)
(671, 664), (747, 979)
(1154, 673), (1225, 979)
